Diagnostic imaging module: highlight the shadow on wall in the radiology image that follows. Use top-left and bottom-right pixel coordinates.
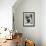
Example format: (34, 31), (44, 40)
(12, 0), (41, 46)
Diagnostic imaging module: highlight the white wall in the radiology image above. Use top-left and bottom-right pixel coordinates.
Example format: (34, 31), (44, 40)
(41, 0), (46, 46)
(0, 0), (16, 30)
(13, 0), (41, 46)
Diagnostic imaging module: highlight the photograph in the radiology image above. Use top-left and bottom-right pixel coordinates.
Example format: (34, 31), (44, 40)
(23, 12), (35, 27)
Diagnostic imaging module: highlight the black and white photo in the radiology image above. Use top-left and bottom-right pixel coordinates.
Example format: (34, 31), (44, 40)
(23, 12), (35, 27)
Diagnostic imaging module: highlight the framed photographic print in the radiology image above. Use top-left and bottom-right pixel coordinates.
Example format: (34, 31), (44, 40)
(23, 12), (35, 27)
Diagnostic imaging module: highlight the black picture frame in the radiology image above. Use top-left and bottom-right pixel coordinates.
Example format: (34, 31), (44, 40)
(23, 12), (35, 27)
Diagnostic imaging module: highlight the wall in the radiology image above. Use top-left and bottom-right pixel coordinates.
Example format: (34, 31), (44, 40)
(0, 0), (16, 30)
(13, 0), (41, 46)
(41, 0), (46, 46)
